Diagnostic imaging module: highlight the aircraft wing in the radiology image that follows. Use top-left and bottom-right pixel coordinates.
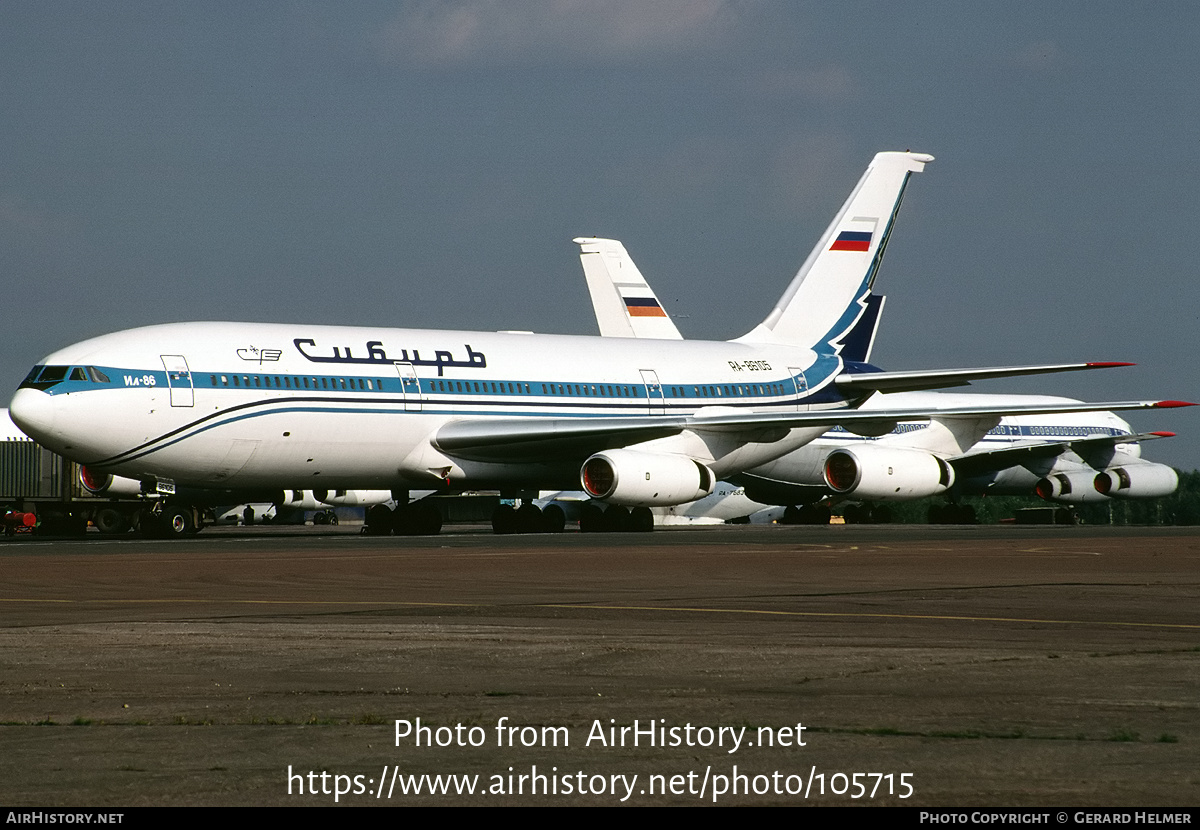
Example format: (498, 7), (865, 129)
(435, 400), (1191, 463)
(833, 362), (1134, 393)
(435, 417), (685, 461)
(948, 430), (1177, 477)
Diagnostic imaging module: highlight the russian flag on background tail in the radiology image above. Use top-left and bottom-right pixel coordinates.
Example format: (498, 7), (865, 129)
(829, 230), (873, 252)
(624, 297), (668, 318)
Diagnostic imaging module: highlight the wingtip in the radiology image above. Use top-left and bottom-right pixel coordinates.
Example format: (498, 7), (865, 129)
(1150, 431), (1177, 437)
(1086, 361), (1136, 368)
(1153, 400), (1197, 408)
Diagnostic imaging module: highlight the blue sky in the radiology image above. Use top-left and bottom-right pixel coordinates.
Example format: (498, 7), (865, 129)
(3, 2), (1197, 467)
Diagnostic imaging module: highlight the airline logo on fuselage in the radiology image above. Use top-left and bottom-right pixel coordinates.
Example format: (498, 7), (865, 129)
(237, 347), (283, 364)
(293, 338), (487, 377)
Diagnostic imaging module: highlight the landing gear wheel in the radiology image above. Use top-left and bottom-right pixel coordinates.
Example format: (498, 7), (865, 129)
(579, 504), (604, 533)
(161, 506), (193, 537)
(514, 503), (543, 534)
(94, 508), (129, 535)
(630, 506), (654, 533)
(365, 504), (393, 535)
(408, 501), (442, 535)
(540, 504), (566, 533)
(491, 504), (516, 534)
(601, 505), (631, 532)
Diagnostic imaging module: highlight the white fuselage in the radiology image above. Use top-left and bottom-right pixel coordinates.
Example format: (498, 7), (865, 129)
(10, 321), (837, 492)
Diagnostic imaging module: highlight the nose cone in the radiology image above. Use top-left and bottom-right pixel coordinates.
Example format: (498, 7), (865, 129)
(10, 387), (60, 450)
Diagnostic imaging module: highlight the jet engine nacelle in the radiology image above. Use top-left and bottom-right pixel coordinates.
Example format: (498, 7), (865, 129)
(823, 446), (955, 500)
(581, 449), (715, 507)
(78, 466), (144, 497)
(1035, 471), (1110, 503)
(277, 490), (324, 510)
(1093, 463), (1178, 500)
(312, 489), (394, 506)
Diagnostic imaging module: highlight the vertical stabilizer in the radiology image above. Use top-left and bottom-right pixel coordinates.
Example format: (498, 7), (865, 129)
(738, 151), (931, 351)
(574, 237), (683, 339)
(835, 293), (886, 364)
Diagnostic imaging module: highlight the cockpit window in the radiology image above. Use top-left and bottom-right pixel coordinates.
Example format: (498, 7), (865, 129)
(20, 365), (71, 390)
(18, 365), (113, 390)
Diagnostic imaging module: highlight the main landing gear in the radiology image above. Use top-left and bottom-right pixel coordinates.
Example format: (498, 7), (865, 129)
(780, 503), (833, 525)
(364, 500), (443, 536)
(490, 502), (567, 534)
(578, 503), (654, 533)
(135, 503), (204, 537)
(926, 503), (978, 525)
(487, 500), (654, 533)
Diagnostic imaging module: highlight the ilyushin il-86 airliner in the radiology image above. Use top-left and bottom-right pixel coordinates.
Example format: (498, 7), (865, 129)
(10, 152), (1192, 535)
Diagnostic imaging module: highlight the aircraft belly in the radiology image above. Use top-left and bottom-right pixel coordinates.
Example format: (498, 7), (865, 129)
(958, 464), (1050, 495)
(111, 408), (444, 489)
(743, 442), (828, 485)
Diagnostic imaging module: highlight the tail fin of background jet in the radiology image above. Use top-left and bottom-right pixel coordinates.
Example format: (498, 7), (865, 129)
(738, 151), (931, 351)
(574, 237), (683, 340)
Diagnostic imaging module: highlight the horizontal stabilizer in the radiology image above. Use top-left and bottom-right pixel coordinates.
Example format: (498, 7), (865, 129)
(834, 362), (1135, 394)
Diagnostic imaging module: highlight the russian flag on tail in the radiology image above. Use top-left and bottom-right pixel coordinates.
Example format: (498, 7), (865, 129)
(829, 230), (873, 252)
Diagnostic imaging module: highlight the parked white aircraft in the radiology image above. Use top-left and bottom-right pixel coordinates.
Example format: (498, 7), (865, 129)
(573, 233), (1182, 524)
(10, 152), (1190, 535)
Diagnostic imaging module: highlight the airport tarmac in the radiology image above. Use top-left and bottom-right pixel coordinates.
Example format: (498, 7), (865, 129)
(1, 523), (1197, 806)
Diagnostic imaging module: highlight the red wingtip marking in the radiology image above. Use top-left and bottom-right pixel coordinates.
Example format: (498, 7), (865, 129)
(1150, 431), (1177, 437)
(1086, 361), (1136, 367)
(1154, 400), (1197, 408)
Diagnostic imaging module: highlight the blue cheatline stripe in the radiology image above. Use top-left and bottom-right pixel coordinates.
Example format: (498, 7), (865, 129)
(92, 388), (833, 467)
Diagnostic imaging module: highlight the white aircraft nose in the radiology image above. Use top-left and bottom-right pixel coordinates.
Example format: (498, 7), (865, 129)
(9, 387), (59, 448)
